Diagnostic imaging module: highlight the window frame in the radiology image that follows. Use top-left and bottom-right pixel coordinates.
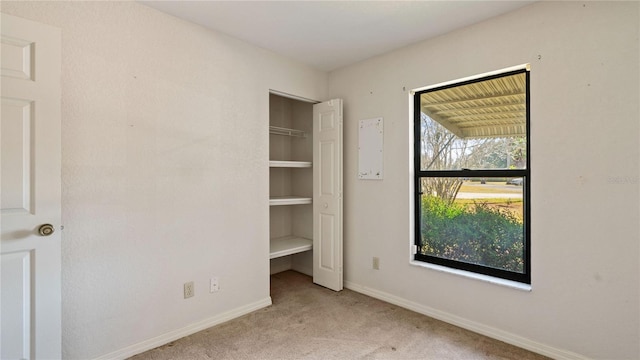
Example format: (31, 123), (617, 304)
(413, 68), (531, 284)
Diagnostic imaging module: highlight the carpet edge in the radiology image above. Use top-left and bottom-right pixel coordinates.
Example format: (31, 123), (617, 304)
(343, 280), (589, 360)
(93, 296), (273, 360)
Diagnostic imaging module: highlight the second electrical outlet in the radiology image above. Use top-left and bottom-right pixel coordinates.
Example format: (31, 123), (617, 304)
(373, 257), (380, 270)
(210, 277), (219, 292)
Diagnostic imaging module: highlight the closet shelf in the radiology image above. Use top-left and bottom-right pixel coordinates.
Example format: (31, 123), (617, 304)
(269, 126), (306, 138)
(269, 160), (312, 168)
(269, 196), (312, 206)
(270, 236), (312, 259)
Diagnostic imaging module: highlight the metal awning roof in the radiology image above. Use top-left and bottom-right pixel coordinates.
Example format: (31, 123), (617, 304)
(420, 72), (527, 139)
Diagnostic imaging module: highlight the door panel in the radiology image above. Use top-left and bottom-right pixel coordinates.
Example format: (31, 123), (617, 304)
(319, 111), (335, 130)
(1, 35), (34, 80)
(313, 99), (343, 291)
(319, 213), (335, 270)
(1, 251), (31, 359)
(1, 14), (62, 359)
(319, 141), (335, 195)
(1, 98), (33, 214)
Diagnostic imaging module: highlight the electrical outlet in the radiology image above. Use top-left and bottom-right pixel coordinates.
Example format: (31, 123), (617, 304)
(184, 281), (194, 299)
(210, 277), (219, 293)
(373, 257), (380, 270)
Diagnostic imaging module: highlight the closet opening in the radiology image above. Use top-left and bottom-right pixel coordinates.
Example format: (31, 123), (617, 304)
(269, 92), (316, 279)
(268, 90), (344, 294)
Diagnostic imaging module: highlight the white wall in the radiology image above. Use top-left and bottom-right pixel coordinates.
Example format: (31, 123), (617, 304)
(329, 2), (639, 359)
(3, 1), (638, 359)
(1, 2), (327, 359)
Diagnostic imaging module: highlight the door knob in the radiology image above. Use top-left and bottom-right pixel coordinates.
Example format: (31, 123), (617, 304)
(38, 224), (55, 236)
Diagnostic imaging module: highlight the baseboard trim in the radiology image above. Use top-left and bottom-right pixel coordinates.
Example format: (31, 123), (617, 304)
(94, 297), (272, 360)
(344, 281), (588, 360)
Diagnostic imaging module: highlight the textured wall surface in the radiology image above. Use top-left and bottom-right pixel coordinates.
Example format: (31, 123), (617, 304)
(2, 1), (639, 359)
(330, 2), (639, 359)
(1, 2), (327, 359)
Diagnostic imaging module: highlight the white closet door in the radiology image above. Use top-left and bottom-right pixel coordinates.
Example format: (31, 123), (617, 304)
(1, 14), (62, 359)
(312, 99), (343, 291)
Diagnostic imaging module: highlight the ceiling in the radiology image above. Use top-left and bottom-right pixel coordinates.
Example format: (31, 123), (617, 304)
(140, 1), (535, 72)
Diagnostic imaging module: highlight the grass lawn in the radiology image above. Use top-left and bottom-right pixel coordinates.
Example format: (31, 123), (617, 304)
(456, 181), (524, 220)
(459, 181), (522, 194)
(455, 198), (523, 219)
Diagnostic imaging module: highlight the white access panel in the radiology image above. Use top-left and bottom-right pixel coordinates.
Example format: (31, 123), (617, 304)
(358, 117), (383, 180)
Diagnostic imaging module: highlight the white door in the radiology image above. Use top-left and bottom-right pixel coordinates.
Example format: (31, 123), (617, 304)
(1, 13), (62, 359)
(312, 99), (343, 291)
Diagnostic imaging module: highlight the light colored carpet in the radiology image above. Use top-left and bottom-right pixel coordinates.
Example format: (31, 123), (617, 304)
(131, 271), (549, 359)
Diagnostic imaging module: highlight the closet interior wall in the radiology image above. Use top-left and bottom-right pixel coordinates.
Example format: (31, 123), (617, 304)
(269, 94), (314, 276)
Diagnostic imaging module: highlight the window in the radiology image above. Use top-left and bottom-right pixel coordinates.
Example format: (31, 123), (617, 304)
(413, 67), (530, 284)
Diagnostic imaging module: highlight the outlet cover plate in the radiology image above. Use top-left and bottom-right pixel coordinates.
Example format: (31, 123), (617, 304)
(184, 281), (194, 298)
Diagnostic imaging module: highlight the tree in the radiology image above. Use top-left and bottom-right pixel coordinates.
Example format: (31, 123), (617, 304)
(419, 113), (526, 204)
(419, 113), (463, 204)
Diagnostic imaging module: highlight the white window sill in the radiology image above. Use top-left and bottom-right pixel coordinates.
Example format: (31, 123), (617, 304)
(410, 260), (532, 292)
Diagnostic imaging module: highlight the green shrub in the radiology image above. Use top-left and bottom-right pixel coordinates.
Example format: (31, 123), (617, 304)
(420, 195), (524, 273)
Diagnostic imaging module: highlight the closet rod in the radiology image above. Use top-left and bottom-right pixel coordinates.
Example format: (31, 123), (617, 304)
(269, 126), (307, 138)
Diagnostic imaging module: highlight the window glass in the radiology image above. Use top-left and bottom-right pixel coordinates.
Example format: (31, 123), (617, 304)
(419, 72), (527, 171)
(414, 68), (530, 283)
(418, 177), (525, 273)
